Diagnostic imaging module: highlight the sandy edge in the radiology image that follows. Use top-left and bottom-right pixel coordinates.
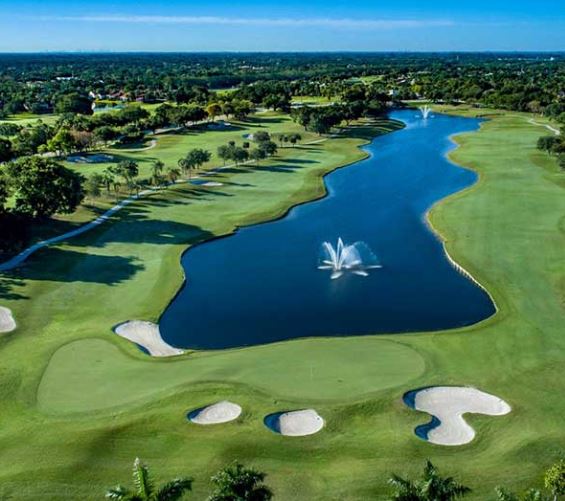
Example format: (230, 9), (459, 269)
(0, 307), (16, 333)
(410, 386), (511, 446)
(114, 320), (184, 357)
(189, 401), (242, 425)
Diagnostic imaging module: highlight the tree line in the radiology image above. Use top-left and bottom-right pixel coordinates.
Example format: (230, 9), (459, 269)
(1, 53), (562, 118)
(105, 457), (565, 500)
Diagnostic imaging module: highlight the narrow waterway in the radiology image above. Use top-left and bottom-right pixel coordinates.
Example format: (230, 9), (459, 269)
(160, 110), (495, 349)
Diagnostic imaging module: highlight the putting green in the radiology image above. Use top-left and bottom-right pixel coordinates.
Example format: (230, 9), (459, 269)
(37, 337), (425, 414)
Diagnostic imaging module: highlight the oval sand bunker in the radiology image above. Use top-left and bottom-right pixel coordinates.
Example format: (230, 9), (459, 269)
(404, 386), (511, 446)
(188, 401), (242, 425)
(0, 307), (16, 333)
(265, 409), (324, 436)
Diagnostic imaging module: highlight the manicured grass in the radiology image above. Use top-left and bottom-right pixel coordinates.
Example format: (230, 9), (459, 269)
(0, 108), (563, 499)
(38, 337), (425, 413)
(12, 112), (329, 255)
(291, 95), (334, 106)
(61, 112), (315, 179)
(0, 112), (59, 126)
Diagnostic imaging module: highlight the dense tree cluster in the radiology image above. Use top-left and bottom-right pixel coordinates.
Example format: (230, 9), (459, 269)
(1, 53), (563, 118)
(217, 132), (278, 167)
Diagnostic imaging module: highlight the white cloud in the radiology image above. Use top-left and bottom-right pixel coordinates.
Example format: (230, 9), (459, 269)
(40, 15), (456, 29)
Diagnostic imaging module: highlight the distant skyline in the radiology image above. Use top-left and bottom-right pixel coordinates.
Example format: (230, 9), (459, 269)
(0, 0), (564, 52)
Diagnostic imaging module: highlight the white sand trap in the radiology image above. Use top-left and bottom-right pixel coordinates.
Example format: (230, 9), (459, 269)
(265, 409), (324, 436)
(0, 307), (16, 333)
(407, 386), (511, 446)
(201, 181), (224, 187)
(188, 401), (242, 425)
(114, 321), (184, 357)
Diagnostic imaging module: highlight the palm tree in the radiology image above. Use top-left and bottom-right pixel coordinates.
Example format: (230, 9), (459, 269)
(177, 158), (189, 178)
(106, 457), (192, 501)
(167, 167), (181, 184)
(101, 168), (115, 194)
(152, 160), (165, 186)
(388, 461), (471, 501)
(208, 462), (272, 501)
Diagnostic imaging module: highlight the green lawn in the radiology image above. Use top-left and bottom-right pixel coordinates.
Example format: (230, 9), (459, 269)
(16, 111), (333, 255)
(62, 111), (316, 179)
(0, 112), (59, 126)
(0, 108), (563, 499)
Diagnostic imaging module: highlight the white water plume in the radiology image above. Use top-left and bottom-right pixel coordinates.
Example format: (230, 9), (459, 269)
(318, 238), (382, 280)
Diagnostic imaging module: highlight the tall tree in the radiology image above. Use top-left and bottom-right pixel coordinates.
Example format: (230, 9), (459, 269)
(181, 148), (211, 178)
(6, 157), (84, 218)
(208, 462), (272, 501)
(54, 92), (93, 115)
(207, 103), (222, 122)
(217, 144), (233, 166)
(167, 166), (181, 183)
(232, 147), (249, 166)
(85, 174), (103, 198)
(112, 160), (139, 186)
(258, 141), (277, 157)
(0, 174), (9, 212)
(106, 457), (192, 501)
(151, 160), (165, 186)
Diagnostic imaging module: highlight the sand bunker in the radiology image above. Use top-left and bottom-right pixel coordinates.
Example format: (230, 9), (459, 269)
(188, 401), (242, 425)
(189, 180), (224, 187)
(264, 409), (324, 436)
(114, 321), (184, 357)
(0, 307), (16, 333)
(404, 386), (511, 446)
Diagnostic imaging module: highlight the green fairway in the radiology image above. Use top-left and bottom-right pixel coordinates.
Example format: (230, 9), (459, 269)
(61, 112), (310, 179)
(0, 112), (59, 126)
(0, 107), (563, 499)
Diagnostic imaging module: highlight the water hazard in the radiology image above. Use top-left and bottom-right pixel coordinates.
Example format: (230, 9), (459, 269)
(160, 110), (495, 349)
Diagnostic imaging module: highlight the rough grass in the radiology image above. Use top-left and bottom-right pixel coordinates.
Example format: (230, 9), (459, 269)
(0, 109), (563, 500)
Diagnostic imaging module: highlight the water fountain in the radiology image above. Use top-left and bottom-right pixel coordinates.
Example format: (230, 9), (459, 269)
(318, 238), (381, 280)
(419, 105), (432, 120)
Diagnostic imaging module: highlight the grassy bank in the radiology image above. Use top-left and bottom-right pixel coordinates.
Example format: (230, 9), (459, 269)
(0, 108), (563, 499)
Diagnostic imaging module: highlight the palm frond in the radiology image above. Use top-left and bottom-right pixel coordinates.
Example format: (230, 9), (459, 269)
(132, 457), (153, 499)
(248, 485), (273, 501)
(155, 478), (193, 501)
(388, 473), (420, 500)
(106, 485), (131, 500)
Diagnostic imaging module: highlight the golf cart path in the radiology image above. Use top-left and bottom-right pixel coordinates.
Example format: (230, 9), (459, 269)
(528, 118), (561, 136)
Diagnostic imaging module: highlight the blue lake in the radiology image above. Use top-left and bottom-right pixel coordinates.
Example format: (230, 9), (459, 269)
(160, 110), (495, 350)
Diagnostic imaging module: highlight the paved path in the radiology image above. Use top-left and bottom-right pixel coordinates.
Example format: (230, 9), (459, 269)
(528, 118), (561, 136)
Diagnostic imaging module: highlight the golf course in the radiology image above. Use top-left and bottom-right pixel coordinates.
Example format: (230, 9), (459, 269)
(0, 99), (562, 499)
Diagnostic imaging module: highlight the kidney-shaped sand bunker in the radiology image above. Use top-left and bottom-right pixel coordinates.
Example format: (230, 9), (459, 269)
(404, 386), (511, 446)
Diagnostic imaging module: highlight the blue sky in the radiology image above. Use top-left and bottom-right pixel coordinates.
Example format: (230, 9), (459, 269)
(0, 0), (564, 52)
